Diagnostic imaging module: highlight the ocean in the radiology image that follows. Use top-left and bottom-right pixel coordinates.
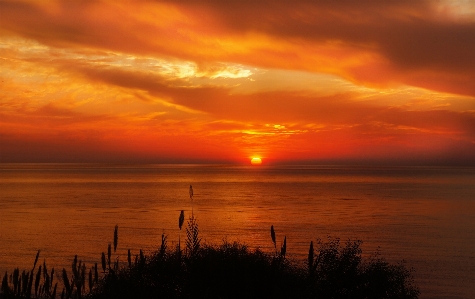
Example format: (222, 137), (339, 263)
(0, 164), (474, 298)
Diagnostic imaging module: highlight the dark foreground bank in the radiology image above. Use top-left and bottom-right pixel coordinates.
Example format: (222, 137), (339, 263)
(1, 217), (419, 299)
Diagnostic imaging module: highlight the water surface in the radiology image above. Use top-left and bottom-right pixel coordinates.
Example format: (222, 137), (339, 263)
(1, 164), (474, 299)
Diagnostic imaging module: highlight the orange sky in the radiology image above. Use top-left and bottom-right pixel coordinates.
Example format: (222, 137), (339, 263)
(1, 0), (475, 165)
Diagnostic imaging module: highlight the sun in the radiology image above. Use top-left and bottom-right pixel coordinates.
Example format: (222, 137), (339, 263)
(250, 157), (262, 165)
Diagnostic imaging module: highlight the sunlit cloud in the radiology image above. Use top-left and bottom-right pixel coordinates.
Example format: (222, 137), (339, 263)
(1, 0), (475, 164)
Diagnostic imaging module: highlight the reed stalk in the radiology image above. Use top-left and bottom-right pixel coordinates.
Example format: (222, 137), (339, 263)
(140, 249), (145, 265)
(89, 269), (93, 292)
(101, 253), (106, 273)
(280, 236), (287, 258)
(50, 267), (55, 288)
(185, 214), (201, 257)
(271, 225), (276, 255)
(128, 249), (132, 268)
(107, 244), (112, 270)
(52, 282), (57, 299)
(114, 225), (118, 253)
(12, 268), (19, 295)
(44, 270), (51, 295)
(308, 241), (314, 276)
(17, 275), (23, 296)
(72, 255), (78, 278)
(34, 265), (41, 297)
(160, 234), (167, 256)
(43, 260), (47, 280)
(179, 210), (185, 255)
(26, 269), (33, 298)
(1, 272), (9, 296)
(81, 263), (86, 296)
(62, 269), (71, 298)
(21, 270), (28, 296)
(32, 250), (40, 272)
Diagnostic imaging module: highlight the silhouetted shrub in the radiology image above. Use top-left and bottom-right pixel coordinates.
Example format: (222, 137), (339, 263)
(85, 239), (418, 299)
(306, 238), (419, 299)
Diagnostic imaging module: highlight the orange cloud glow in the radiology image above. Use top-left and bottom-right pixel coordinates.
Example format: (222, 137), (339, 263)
(1, 0), (475, 165)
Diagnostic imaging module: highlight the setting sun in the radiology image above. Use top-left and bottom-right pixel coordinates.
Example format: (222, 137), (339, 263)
(0, 1), (474, 166)
(1, 1), (475, 297)
(251, 157), (262, 165)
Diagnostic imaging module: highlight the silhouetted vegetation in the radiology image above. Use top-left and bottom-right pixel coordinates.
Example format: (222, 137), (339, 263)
(1, 212), (419, 299)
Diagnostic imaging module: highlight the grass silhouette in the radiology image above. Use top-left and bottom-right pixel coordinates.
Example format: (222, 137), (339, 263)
(1, 213), (419, 299)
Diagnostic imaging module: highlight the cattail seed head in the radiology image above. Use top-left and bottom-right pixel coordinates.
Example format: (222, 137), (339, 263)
(114, 225), (118, 253)
(179, 210), (185, 230)
(270, 225), (276, 248)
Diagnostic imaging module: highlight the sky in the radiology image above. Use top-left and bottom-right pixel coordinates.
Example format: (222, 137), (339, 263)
(1, 0), (475, 165)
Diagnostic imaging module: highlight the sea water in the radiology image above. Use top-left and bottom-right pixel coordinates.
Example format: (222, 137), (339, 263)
(1, 164), (474, 299)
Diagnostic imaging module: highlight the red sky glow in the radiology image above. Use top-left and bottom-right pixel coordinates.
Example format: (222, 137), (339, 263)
(1, 0), (475, 165)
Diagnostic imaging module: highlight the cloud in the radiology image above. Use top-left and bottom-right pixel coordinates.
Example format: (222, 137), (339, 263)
(60, 61), (475, 139)
(8, 49), (473, 141)
(2, 0), (475, 96)
(2, 0), (475, 164)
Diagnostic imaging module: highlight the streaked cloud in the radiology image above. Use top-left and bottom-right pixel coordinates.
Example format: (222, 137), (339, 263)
(1, 0), (474, 164)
